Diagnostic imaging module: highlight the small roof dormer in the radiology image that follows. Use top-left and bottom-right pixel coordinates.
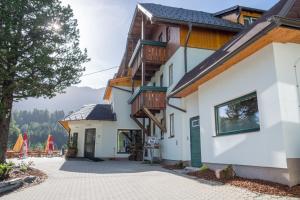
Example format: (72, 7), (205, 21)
(214, 5), (265, 25)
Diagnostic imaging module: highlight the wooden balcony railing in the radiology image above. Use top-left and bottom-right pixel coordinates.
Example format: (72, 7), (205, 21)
(128, 40), (167, 80)
(128, 86), (168, 118)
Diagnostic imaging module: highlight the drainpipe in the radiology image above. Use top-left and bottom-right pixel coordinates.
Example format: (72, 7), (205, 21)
(184, 23), (192, 73)
(237, 6), (243, 24)
(166, 97), (186, 113)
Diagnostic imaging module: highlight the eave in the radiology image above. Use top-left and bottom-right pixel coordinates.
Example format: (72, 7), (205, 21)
(170, 20), (300, 98)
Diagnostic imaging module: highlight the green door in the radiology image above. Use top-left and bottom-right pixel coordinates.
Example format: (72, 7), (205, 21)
(190, 116), (202, 167)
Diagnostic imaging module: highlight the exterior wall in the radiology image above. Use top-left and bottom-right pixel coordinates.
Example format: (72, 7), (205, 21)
(239, 11), (263, 24)
(182, 91), (199, 161)
(68, 87), (141, 159)
(272, 42), (300, 186)
(148, 47), (213, 161)
(197, 43), (287, 169)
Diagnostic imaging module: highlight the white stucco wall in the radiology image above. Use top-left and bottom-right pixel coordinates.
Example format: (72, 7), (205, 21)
(272, 43), (300, 159)
(197, 43), (288, 168)
(182, 91), (199, 161)
(148, 47), (213, 161)
(68, 87), (141, 158)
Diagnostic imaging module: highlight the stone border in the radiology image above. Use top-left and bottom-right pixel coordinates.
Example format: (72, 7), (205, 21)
(0, 178), (23, 195)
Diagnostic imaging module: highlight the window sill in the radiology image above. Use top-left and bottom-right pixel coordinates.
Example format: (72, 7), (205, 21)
(213, 128), (260, 137)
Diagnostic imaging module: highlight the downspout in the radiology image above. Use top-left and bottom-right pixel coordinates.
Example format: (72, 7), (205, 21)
(166, 97), (186, 113)
(237, 6), (243, 24)
(171, 23), (192, 112)
(184, 23), (192, 73)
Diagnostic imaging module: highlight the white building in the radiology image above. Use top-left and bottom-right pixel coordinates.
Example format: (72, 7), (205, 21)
(60, 0), (300, 186)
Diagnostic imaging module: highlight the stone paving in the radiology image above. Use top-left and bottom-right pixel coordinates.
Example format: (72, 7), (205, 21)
(1, 157), (296, 200)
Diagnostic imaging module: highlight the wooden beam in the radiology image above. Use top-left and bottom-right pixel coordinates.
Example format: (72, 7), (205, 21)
(143, 107), (167, 132)
(130, 115), (148, 134)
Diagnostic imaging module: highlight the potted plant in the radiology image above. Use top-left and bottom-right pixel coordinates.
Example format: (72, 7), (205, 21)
(65, 143), (77, 159)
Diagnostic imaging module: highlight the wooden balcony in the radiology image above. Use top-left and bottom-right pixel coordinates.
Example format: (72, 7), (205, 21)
(128, 40), (167, 81)
(128, 86), (168, 118)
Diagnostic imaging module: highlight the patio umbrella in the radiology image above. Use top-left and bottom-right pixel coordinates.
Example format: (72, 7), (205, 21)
(13, 134), (23, 152)
(45, 135), (54, 154)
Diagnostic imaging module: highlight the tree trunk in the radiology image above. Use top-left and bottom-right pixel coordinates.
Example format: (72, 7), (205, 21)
(0, 94), (13, 163)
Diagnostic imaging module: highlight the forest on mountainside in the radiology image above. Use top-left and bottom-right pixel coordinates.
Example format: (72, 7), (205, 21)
(8, 109), (68, 150)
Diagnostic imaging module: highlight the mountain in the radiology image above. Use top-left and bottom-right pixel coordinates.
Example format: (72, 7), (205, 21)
(13, 86), (105, 114)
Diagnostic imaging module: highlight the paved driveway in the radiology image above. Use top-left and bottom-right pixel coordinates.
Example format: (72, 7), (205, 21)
(1, 158), (295, 200)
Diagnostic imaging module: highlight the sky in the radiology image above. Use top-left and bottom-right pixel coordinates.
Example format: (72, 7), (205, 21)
(61, 0), (278, 89)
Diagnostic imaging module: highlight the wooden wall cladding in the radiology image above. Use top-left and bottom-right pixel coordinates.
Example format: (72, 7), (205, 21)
(180, 26), (236, 50)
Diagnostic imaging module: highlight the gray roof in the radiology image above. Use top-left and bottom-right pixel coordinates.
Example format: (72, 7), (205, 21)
(139, 3), (244, 31)
(63, 104), (116, 121)
(214, 5), (265, 17)
(171, 0), (300, 97)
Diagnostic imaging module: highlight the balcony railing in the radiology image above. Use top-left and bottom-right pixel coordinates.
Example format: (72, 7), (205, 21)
(128, 39), (167, 80)
(128, 86), (168, 118)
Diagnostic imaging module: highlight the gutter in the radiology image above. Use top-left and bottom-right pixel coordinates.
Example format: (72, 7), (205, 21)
(169, 16), (300, 98)
(151, 17), (243, 33)
(111, 86), (132, 93)
(184, 23), (192, 73)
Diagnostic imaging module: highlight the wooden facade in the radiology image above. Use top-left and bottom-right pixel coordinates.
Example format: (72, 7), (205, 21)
(174, 27), (300, 98)
(130, 87), (167, 118)
(129, 40), (167, 81)
(180, 26), (236, 50)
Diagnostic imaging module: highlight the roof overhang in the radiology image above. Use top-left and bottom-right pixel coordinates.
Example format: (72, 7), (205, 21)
(170, 18), (300, 98)
(58, 120), (71, 134)
(135, 4), (243, 33)
(103, 77), (140, 100)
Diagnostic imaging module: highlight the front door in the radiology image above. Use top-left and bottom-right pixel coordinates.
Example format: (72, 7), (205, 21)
(84, 128), (96, 159)
(190, 116), (202, 167)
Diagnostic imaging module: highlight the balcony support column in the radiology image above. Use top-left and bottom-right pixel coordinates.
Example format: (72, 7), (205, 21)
(141, 14), (145, 86)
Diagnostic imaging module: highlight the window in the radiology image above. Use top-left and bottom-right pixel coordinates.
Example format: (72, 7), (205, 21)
(158, 32), (163, 42)
(166, 26), (171, 42)
(160, 119), (164, 140)
(160, 74), (164, 87)
(73, 132), (78, 147)
(169, 64), (173, 86)
(215, 92), (260, 136)
(153, 82), (156, 87)
(117, 130), (141, 153)
(244, 16), (258, 26)
(169, 114), (175, 138)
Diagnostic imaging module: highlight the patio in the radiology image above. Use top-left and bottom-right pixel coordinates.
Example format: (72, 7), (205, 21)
(1, 158), (295, 200)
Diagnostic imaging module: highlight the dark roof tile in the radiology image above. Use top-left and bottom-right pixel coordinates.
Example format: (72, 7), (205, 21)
(63, 104), (116, 121)
(171, 0), (300, 96)
(139, 3), (244, 31)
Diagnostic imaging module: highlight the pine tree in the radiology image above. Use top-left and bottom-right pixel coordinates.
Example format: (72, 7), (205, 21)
(0, 0), (89, 163)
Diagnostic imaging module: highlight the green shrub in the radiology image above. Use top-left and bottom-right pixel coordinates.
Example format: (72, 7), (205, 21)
(223, 165), (235, 179)
(175, 161), (185, 169)
(18, 161), (34, 173)
(0, 163), (13, 181)
(199, 164), (209, 172)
